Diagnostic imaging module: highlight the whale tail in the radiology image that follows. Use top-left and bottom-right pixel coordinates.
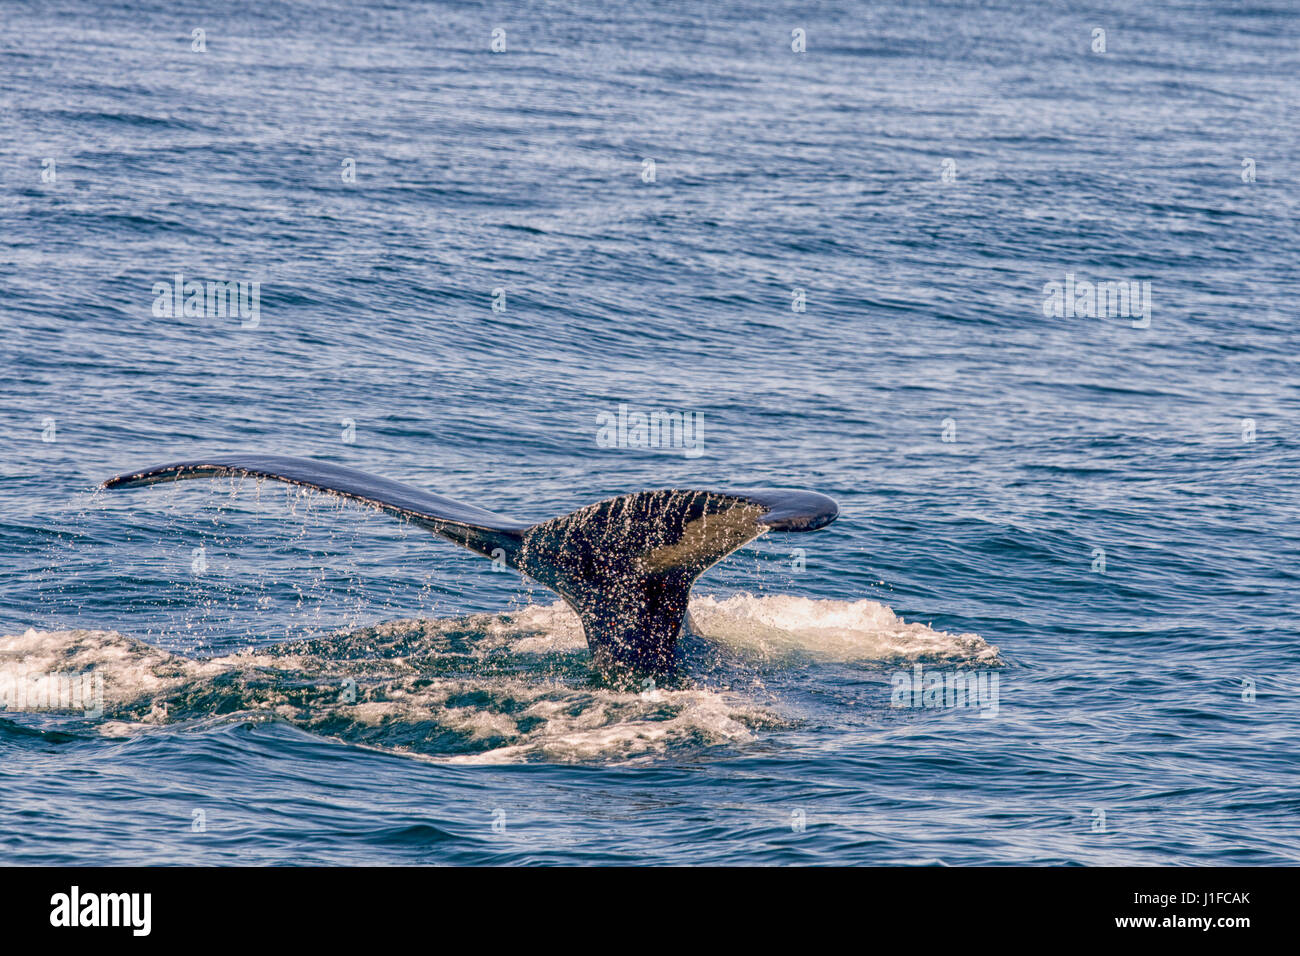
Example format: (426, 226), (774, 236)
(102, 456), (838, 681)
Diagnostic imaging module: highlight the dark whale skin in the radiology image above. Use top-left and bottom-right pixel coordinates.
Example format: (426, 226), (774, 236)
(103, 455), (839, 683)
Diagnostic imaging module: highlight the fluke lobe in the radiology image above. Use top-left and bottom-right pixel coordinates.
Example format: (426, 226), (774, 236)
(102, 455), (839, 682)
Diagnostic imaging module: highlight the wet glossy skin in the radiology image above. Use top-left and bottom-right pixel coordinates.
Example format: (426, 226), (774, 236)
(104, 455), (839, 681)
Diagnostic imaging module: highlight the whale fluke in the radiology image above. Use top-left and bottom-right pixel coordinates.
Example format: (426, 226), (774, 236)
(102, 455), (838, 680)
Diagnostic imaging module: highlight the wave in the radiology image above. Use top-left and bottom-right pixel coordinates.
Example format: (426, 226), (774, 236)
(0, 595), (996, 764)
(687, 593), (998, 664)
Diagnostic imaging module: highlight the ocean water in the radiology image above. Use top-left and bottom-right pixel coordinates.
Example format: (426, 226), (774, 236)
(1, 0), (1298, 865)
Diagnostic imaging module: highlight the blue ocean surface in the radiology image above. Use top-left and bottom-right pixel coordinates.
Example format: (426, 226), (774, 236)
(1, 0), (1298, 865)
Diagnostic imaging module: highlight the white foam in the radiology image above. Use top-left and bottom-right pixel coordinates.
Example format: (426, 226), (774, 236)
(0, 628), (224, 711)
(1, 592), (994, 763)
(446, 686), (769, 764)
(686, 593), (999, 664)
(484, 602), (587, 655)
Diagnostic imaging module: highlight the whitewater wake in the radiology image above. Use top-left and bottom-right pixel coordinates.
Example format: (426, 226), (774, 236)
(1, 595), (997, 764)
